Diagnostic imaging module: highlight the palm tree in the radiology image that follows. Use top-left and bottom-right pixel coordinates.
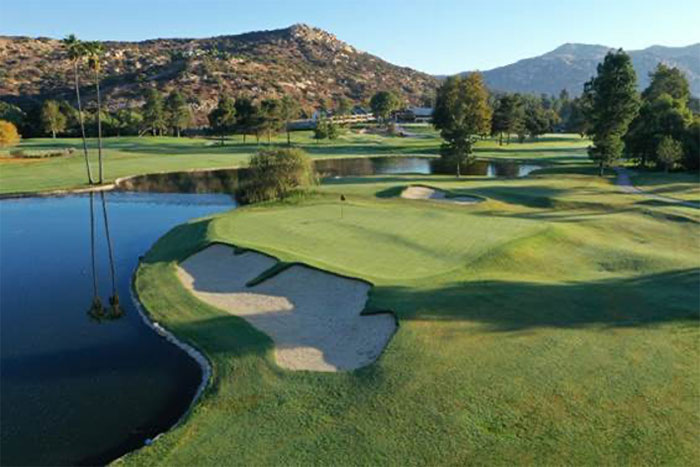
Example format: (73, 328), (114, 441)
(85, 42), (105, 184)
(100, 192), (122, 318)
(62, 34), (94, 185)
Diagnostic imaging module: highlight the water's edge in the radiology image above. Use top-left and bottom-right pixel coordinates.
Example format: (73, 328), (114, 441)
(110, 267), (213, 464)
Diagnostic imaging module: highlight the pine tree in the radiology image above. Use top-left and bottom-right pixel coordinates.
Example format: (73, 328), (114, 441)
(165, 91), (191, 137)
(208, 95), (237, 145)
(142, 89), (165, 136)
(586, 50), (640, 175)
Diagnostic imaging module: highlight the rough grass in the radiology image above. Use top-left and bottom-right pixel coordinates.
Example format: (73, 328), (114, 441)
(0, 129), (589, 194)
(121, 163), (700, 466)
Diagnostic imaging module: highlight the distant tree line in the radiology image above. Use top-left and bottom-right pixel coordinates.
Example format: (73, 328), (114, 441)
(431, 51), (699, 176)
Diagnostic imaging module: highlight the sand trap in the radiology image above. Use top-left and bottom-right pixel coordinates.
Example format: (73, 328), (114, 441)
(401, 186), (482, 204)
(177, 244), (396, 372)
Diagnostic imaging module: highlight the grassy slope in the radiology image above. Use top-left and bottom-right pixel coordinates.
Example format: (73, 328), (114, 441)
(0, 130), (589, 194)
(630, 170), (700, 202)
(122, 161), (699, 465)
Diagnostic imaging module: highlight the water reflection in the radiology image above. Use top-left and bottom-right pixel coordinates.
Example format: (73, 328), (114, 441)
(114, 157), (540, 196)
(87, 192), (123, 322)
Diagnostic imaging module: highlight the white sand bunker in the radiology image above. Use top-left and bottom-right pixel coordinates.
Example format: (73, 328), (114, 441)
(401, 186), (482, 204)
(177, 244), (396, 372)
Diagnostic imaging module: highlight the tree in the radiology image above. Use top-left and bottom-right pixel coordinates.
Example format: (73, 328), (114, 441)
(165, 90), (190, 137)
(656, 136), (684, 172)
(142, 89), (165, 136)
(625, 93), (691, 167)
(585, 50), (640, 175)
(335, 97), (353, 116)
(433, 73), (492, 177)
(40, 100), (67, 138)
(0, 120), (20, 147)
(491, 94), (514, 145)
(85, 41), (105, 183)
(208, 95), (236, 145)
(62, 34), (94, 184)
(259, 99), (283, 143)
(111, 108), (143, 136)
(565, 95), (591, 136)
(279, 96), (300, 145)
(624, 64), (693, 168)
(0, 101), (26, 128)
(243, 148), (318, 203)
(370, 91), (401, 123)
(234, 97), (257, 143)
(524, 97), (549, 140)
(642, 63), (690, 103)
(313, 116), (341, 140)
(682, 116), (700, 171)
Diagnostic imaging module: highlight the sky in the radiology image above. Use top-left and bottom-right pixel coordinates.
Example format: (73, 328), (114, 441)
(1, 0), (698, 75)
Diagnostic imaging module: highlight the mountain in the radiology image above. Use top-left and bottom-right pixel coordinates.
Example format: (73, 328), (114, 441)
(473, 43), (700, 96)
(0, 24), (438, 125)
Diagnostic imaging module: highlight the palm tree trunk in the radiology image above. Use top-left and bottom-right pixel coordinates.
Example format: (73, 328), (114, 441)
(75, 62), (94, 184)
(95, 68), (104, 184)
(89, 193), (99, 300)
(456, 160), (461, 178)
(100, 192), (117, 301)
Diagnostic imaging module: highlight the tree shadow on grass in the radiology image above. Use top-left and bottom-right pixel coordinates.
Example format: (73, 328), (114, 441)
(372, 268), (700, 332)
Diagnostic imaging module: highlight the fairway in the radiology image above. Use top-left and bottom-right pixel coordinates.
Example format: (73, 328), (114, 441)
(0, 131), (590, 194)
(123, 162), (700, 465)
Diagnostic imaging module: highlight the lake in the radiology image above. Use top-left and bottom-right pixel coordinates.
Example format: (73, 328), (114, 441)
(0, 192), (233, 466)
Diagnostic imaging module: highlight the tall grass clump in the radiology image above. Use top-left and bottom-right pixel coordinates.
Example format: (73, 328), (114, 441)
(242, 147), (318, 203)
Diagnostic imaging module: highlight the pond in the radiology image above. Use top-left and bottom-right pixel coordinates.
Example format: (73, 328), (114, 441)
(116, 157), (540, 194)
(0, 192), (233, 466)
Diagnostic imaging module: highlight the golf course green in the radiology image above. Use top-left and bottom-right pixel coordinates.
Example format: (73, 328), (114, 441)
(109, 131), (699, 465)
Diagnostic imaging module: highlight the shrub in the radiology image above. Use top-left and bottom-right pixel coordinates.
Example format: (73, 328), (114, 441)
(243, 148), (317, 203)
(657, 136), (683, 172)
(9, 148), (74, 158)
(0, 120), (21, 147)
(313, 117), (341, 140)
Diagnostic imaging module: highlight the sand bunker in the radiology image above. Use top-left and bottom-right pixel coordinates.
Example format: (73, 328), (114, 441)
(177, 244), (396, 372)
(401, 186), (482, 204)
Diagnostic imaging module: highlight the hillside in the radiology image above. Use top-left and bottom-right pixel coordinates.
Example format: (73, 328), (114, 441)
(475, 43), (700, 96)
(0, 24), (438, 124)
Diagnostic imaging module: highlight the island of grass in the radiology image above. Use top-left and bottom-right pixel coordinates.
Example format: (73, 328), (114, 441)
(121, 161), (700, 465)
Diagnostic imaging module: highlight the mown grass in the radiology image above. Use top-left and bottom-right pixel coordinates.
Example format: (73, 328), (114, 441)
(630, 169), (700, 202)
(121, 162), (700, 465)
(0, 128), (589, 194)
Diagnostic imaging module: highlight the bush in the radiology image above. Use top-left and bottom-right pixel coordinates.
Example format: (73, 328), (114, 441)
(0, 119), (21, 147)
(313, 118), (341, 140)
(243, 148), (318, 203)
(9, 147), (74, 158)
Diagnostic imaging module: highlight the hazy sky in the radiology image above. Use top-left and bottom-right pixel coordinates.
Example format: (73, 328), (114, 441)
(1, 0), (698, 74)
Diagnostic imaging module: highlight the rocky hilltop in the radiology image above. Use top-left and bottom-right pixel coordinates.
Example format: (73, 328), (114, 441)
(0, 24), (438, 124)
(476, 43), (700, 96)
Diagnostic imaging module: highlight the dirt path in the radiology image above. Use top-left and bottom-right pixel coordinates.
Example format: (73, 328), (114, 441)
(614, 167), (699, 208)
